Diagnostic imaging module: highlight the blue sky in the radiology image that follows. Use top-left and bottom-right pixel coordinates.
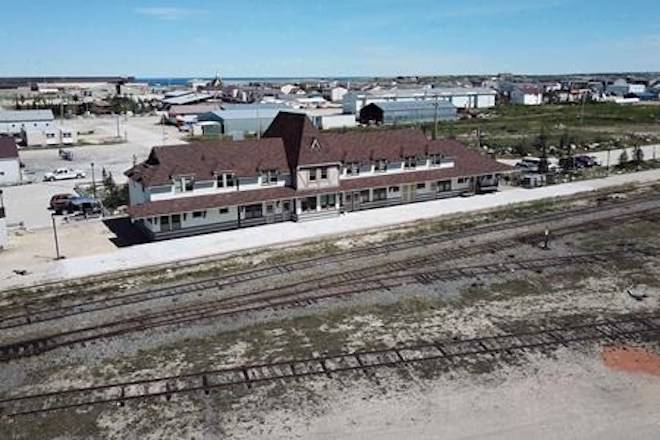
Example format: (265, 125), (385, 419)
(1, 0), (659, 77)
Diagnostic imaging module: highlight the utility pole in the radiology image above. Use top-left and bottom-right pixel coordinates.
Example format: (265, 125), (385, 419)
(433, 95), (438, 140)
(91, 162), (96, 199)
(116, 114), (121, 139)
(256, 99), (261, 140)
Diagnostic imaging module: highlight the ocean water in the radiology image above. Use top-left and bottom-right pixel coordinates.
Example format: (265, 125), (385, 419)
(138, 77), (369, 87)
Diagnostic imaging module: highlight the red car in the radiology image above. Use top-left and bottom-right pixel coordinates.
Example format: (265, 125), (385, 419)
(49, 193), (76, 214)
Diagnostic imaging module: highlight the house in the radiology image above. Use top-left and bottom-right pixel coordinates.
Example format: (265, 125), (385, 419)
(125, 112), (512, 240)
(510, 85), (543, 105)
(0, 110), (55, 135)
(324, 86), (349, 103)
(0, 137), (21, 186)
(343, 87), (497, 114)
(359, 101), (457, 125)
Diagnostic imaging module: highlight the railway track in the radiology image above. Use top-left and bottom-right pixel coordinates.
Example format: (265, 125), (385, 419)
(0, 249), (649, 363)
(2, 312), (658, 419)
(2, 198), (659, 331)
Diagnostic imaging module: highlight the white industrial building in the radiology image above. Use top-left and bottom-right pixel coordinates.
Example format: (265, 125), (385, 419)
(510, 85), (543, 105)
(0, 110), (55, 135)
(342, 87), (497, 114)
(312, 114), (357, 130)
(0, 138), (21, 186)
(21, 127), (78, 147)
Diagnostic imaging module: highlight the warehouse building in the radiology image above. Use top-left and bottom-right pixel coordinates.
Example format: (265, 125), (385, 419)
(359, 101), (457, 125)
(343, 87), (497, 114)
(0, 110), (55, 136)
(126, 112), (511, 240)
(197, 108), (284, 139)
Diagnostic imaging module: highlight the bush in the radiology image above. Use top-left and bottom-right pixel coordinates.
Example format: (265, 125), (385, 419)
(101, 171), (129, 210)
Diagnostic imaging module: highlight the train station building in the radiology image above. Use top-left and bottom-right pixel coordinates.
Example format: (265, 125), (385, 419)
(125, 112), (512, 240)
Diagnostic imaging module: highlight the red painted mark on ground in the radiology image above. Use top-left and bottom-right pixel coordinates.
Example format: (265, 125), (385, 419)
(602, 346), (660, 377)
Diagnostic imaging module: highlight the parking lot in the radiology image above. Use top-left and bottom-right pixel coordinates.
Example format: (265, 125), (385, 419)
(1, 116), (186, 231)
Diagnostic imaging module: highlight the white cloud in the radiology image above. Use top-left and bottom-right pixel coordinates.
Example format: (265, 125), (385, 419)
(135, 7), (206, 21)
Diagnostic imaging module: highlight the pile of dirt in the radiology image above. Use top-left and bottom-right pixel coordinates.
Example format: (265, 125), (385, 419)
(602, 346), (660, 377)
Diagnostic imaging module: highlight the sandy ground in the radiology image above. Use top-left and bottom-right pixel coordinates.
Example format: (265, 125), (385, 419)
(1, 168), (659, 290)
(221, 349), (660, 440)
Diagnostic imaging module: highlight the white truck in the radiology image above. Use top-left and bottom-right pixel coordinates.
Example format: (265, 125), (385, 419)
(43, 168), (86, 181)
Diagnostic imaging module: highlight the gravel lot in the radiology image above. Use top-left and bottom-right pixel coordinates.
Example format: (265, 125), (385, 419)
(0, 186), (659, 439)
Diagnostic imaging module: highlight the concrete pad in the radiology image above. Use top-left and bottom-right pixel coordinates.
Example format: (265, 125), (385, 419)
(1, 169), (659, 290)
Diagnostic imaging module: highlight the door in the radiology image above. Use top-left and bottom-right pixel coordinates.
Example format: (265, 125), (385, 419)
(352, 192), (362, 211)
(171, 214), (182, 231)
(160, 216), (171, 232)
(265, 203), (276, 223)
(402, 185), (416, 203)
(282, 201), (292, 220)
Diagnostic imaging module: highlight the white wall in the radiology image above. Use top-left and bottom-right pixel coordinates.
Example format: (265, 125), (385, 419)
(0, 120), (53, 136)
(0, 158), (21, 186)
(296, 166), (341, 190)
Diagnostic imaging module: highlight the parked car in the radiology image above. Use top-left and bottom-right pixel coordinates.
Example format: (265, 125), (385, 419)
(43, 168), (86, 181)
(515, 158), (560, 173)
(65, 197), (103, 215)
(49, 193), (77, 214)
(575, 155), (600, 168)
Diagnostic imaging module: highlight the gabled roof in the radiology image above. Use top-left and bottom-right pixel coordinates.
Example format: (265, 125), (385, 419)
(0, 137), (18, 159)
(125, 138), (289, 186)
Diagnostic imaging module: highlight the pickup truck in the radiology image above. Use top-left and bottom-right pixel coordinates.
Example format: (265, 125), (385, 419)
(43, 168), (86, 181)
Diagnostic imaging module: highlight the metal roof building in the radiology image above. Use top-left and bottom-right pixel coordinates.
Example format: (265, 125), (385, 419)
(0, 110), (55, 135)
(198, 108), (285, 139)
(359, 101), (457, 125)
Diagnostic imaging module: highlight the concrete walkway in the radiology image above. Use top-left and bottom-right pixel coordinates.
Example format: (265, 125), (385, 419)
(2, 169), (660, 290)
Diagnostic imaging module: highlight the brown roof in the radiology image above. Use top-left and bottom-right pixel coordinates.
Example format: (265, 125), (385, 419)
(0, 137), (18, 159)
(264, 111), (468, 167)
(126, 138), (290, 186)
(128, 186), (296, 218)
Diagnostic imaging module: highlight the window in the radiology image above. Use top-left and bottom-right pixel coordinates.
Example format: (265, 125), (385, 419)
(437, 180), (452, 192)
(344, 162), (360, 176)
(182, 177), (194, 192)
(301, 197), (317, 212)
(374, 159), (388, 173)
(193, 211), (206, 219)
(360, 190), (370, 203)
(388, 186), (400, 194)
(217, 173), (235, 188)
(46, 133), (56, 139)
(309, 169), (317, 181)
(320, 194), (336, 209)
(429, 154), (443, 166)
(457, 178), (466, 184)
(320, 167), (328, 179)
(219, 208), (229, 214)
(404, 156), (417, 169)
(373, 188), (387, 201)
(417, 183), (426, 190)
(261, 170), (278, 186)
(244, 204), (263, 219)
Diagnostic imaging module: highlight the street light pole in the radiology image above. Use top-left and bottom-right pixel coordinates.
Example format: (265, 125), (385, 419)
(51, 214), (63, 260)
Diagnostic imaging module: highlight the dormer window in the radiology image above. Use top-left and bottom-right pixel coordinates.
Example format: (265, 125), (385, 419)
(310, 138), (321, 151)
(217, 173), (235, 188)
(404, 156), (417, 170)
(374, 159), (388, 173)
(345, 162), (360, 176)
(429, 154), (443, 166)
(261, 169), (278, 186)
(174, 176), (194, 193)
